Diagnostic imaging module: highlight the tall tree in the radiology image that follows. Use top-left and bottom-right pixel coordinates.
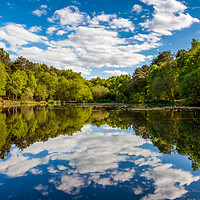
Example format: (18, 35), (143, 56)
(0, 61), (7, 97)
(0, 48), (11, 68)
(6, 70), (28, 100)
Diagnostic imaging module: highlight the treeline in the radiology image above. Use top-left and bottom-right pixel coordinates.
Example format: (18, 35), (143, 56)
(0, 38), (200, 104)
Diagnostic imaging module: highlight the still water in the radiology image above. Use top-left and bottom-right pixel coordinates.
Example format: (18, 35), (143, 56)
(0, 106), (200, 200)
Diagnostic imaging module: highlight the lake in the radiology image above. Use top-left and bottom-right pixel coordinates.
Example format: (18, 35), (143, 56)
(0, 105), (200, 200)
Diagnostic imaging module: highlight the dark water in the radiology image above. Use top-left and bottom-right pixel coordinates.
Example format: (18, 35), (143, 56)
(0, 106), (200, 200)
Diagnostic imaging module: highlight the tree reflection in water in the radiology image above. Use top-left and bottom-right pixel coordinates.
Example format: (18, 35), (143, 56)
(0, 106), (200, 171)
(0, 106), (200, 199)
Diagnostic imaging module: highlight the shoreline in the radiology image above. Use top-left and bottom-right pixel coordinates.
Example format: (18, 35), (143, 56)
(1, 101), (200, 111)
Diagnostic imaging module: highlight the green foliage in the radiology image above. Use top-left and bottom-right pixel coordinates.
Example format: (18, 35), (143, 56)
(35, 84), (48, 101)
(0, 38), (199, 104)
(0, 48), (11, 67)
(0, 61), (7, 96)
(92, 85), (109, 100)
(6, 69), (28, 100)
(148, 62), (178, 100)
(179, 68), (200, 104)
(151, 50), (174, 66)
(22, 87), (34, 101)
(130, 92), (143, 103)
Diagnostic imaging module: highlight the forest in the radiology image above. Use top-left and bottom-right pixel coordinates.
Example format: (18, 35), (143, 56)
(0, 38), (200, 105)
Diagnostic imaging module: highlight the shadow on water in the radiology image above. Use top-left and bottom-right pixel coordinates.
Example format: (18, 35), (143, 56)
(0, 106), (200, 171)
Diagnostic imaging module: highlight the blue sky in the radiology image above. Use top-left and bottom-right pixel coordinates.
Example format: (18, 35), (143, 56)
(0, 0), (199, 79)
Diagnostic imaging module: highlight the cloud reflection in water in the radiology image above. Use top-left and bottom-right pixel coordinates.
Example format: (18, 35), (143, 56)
(0, 124), (199, 199)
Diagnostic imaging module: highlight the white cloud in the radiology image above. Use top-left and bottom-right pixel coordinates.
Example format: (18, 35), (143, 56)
(102, 70), (128, 76)
(0, 2), (198, 77)
(140, 0), (200, 35)
(32, 4), (48, 17)
(32, 9), (47, 17)
(17, 46), (92, 75)
(40, 5), (47, 9)
(93, 13), (116, 22)
(34, 184), (49, 196)
(0, 41), (6, 49)
(132, 4), (143, 14)
(15, 25), (152, 75)
(0, 23), (47, 51)
(109, 18), (134, 32)
(56, 30), (67, 36)
(48, 6), (86, 26)
(29, 26), (42, 33)
(46, 26), (57, 34)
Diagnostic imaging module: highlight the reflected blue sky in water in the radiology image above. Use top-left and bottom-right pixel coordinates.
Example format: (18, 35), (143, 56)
(0, 124), (200, 200)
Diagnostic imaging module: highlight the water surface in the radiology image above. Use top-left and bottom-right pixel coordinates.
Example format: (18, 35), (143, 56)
(0, 106), (200, 200)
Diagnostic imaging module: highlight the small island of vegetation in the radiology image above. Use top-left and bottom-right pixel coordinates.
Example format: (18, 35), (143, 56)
(0, 38), (200, 106)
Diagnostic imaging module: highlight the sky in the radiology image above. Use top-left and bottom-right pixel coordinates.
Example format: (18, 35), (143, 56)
(0, 0), (199, 79)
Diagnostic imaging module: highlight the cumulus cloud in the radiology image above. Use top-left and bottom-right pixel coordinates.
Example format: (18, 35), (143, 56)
(15, 24), (151, 74)
(48, 6), (87, 26)
(92, 13), (116, 23)
(0, 2), (198, 76)
(32, 9), (47, 17)
(140, 0), (200, 35)
(102, 70), (128, 76)
(46, 26), (57, 34)
(109, 18), (134, 32)
(32, 4), (48, 17)
(56, 30), (67, 36)
(132, 4), (143, 14)
(0, 23), (47, 51)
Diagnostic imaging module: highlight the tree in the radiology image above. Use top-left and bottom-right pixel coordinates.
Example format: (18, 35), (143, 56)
(92, 85), (109, 100)
(6, 70), (28, 100)
(179, 68), (200, 104)
(151, 51), (174, 66)
(0, 62), (7, 97)
(21, 88), (34, 101)
(148, 62), (179, 100)
(0, 48), (11, 68)
(35, 84), (48, 101)
(27, 72), (37, 95)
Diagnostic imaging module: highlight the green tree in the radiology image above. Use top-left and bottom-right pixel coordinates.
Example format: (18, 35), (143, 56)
(92, 85), (109, 100)
(0, 48), (11, 68)
(151, 50), (174, 66)
(21, 87), (34, 101)
(179, 68), (200, 104)
(148, 62), (179, 100)
(0, 61), (7, 97)
(26, 72), (37, 96)
(35, 84), (48, 101)
(6, 70), (28, 100)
